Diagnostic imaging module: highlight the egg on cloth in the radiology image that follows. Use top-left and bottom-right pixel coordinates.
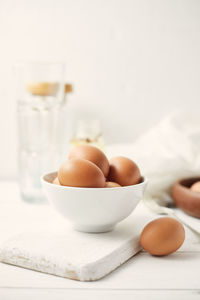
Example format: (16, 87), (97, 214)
(140, 217), (185, 256)
(58, 158), (105, 188)
(108, 156), (141, 186)
(68, 145), (109, 177)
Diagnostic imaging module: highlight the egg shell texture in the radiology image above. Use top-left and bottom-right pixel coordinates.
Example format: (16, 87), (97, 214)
(108, 156), (141, 186)
(140, 217), (185, 256)
(68, 145), (109, 177)
(58, 158), (105, 188)
(105, 181), (121, 188)
(191, 181), (200, 192)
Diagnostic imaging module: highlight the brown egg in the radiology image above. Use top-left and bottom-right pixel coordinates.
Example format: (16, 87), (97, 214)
(172, 178), (200, 218)
(191, 181), (200, 192)
(68, 145), (109, 177)
(108, 156), (141, 186)
(58, 158), (105, 188)
(52, 177), (60, 185)
(140, 217), (185, 256)
(105, 181), (121, 188)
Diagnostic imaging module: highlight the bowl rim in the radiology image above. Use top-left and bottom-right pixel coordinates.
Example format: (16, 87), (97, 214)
(41, 171), (148, 191)
(174, 176), (200, 191)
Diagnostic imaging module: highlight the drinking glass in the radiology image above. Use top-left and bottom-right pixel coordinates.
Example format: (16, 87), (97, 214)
(15, 62), (67, 203)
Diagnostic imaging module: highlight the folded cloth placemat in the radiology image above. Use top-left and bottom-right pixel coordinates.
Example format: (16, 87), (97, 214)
(0, 203), (152, 282)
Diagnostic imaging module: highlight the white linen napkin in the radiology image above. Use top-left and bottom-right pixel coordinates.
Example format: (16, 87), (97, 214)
(107, 111), (200, 234)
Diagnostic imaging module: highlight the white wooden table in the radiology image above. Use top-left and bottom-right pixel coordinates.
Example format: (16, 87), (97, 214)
(0, 181), (199, 300)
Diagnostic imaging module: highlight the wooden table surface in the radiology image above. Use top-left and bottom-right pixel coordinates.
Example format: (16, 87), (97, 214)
(0, 181), (199, 300)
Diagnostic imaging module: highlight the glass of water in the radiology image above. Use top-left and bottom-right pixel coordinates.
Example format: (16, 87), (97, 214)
(15, 62), (66, 203)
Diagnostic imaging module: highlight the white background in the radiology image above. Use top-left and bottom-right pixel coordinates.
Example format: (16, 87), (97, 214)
(0, 0), (200, 178)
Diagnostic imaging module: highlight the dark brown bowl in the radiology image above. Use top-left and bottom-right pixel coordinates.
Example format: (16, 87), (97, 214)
(171, 177), (200, 218)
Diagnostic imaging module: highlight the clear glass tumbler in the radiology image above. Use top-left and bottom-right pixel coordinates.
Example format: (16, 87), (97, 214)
(15, 62), (66, 203)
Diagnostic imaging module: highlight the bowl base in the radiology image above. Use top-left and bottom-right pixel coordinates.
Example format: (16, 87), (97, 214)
(74, 224), (115, 233)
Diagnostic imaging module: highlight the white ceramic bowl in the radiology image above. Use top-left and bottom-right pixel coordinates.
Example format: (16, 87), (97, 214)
(42, 172), (147, 233)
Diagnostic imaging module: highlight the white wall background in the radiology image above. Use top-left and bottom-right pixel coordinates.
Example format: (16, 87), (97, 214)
(0, 0), (200, 178)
